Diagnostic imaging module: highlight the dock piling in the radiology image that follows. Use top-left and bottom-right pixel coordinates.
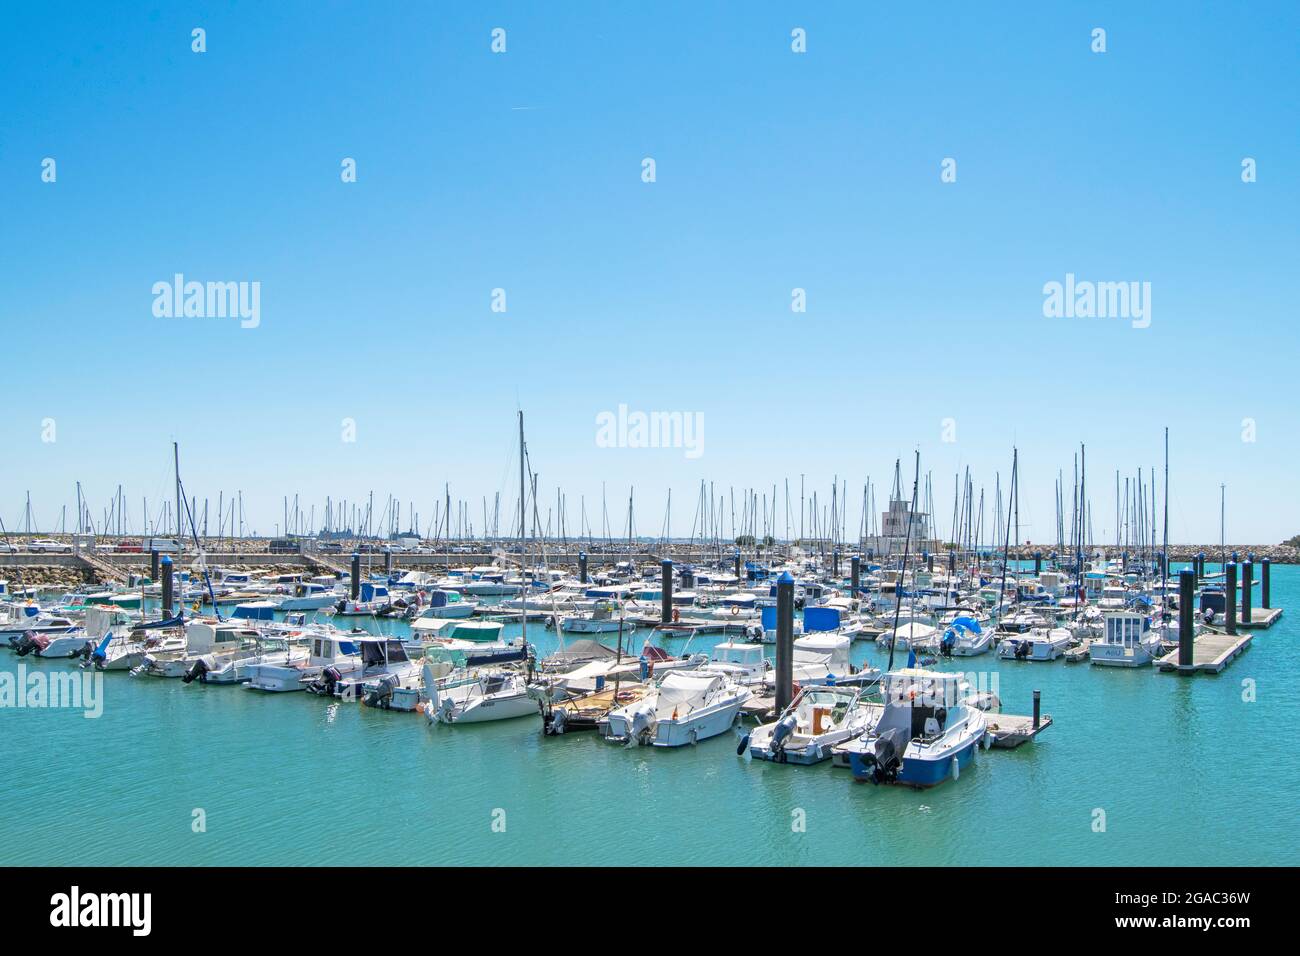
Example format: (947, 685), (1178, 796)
(1225, 562), (1237, 636)
(1034, 551), (1041, 575)
(1032, 690), (1041, 730)
(850, 554), (861, 598)
(1242, 560), (1253, 624)
(150, 549), (159, 581)
(734, 551), (741, 581)
(661, 559), (673, 624)
(1262, 558), (1271, 609)
(578, 551), (588, 584)
(1178, 568), (1195, 667)
(160, 555), (174, 616)
(383, 548), (393, 575)
(775, 571), (795, 714)
(350, 553), (360, 601)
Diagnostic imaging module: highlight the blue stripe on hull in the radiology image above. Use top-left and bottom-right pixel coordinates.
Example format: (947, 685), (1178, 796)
(852, 737), (978, 787)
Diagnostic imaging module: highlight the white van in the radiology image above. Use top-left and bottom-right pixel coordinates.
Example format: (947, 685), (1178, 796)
(141, 537), (181, 553)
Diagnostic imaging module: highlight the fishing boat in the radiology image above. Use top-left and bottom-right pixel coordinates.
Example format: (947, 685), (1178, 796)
(839, 668), (987, 787)
(745, 684), (877, 764)
(135, 619), (261, 678)
(558, 599), (625, 633)
(1088, 610), (1161, 667)
(601, 671), (751, 746)
(245, 628), (363, 692)
(424, 668), (536, 724)
(330, 635), (419, 700)
(996, 627), (1072, 661)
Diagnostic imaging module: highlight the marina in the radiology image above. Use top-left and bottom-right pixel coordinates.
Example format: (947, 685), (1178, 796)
(1, 431), (1294, 866)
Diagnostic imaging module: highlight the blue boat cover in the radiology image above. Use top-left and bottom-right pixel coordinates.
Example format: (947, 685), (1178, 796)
(803, 606), (841, 632)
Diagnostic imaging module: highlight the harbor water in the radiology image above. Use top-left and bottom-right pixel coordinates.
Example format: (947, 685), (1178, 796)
(2, 563), (1296, 866)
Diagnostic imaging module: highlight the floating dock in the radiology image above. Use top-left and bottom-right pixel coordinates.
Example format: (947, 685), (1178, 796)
(1237, 608), (1283, 630)
(983, 713), (1053, 748)
(1156, 630), (1252, 674)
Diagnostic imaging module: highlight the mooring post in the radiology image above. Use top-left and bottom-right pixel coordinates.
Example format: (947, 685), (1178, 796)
(775, 571), (795, 713)
(1196, 552), (1205, 583)
(948, 551), (956, 573)
(850, 554), (861, 597)
(925, 551), (934, 573)
(681, 565), (694, 589)
(578, 550), (588, 584)
(350, 553), (360, 601)
(734, 550), (742, 581)
(1262, 557), (1271, 609)
(833, 549), (841, 579)
(1241, 560), (1253, 624)
(150, 549), (160, 581)
(383, 547), (393, 575)
(661, 559), (673, 624)
(1032, 689), (1041, 730)
(1225, 561), (1237, 636)
(1178, 568), (1195, 667)
(1033, 551), (1041, 575)
(160, 555), (174, 617)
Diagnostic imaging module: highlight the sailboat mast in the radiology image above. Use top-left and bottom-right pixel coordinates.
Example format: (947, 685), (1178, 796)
(519, 411), (527, 648)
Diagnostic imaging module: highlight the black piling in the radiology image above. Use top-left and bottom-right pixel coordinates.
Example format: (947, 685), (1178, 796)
(578, 551), (588, 584)
(948, 551), (956, 573)
(850, 554), (861, 597)
(681, 565), (694, 589)
(1032, 689), (1041, 730)
(383, 547), (393, 575)
(1034, 551), (1042, 575)
(350, 553), (361, 601)
(160, 555), (174, 617)
(926, 552), (934, 573)
(734, 551), (742, 581)
(1178, 568), (1195, 667)
(1241, 560), (1253, 624)
(660, 559), (673, 624)
(833, 549), (841, 579)
(1262, 558), (1271, 609)
(150, 549), (160, 581)
(1225, 561), (1237, 636)
(775, 571), (795, 713)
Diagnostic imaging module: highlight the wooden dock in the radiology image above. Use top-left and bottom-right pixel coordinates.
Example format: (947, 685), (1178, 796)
(1156, 630), (1252, 674)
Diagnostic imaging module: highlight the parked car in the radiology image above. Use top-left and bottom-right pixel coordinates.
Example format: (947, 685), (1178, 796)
(27, 538), (72, 553)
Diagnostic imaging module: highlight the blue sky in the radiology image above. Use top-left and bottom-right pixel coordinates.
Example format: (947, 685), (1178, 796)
(1, 2), (1296, 543)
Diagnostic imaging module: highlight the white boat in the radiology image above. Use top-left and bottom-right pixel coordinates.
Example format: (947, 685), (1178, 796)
(876, 620), (938, 651)
(423, 668), (536, 724)
(793, 633), (879, 686)
(997, 627), (1073, 661)
(746, 684), (877, 765)
(277, 581), (338, 611)
(198, 634), (311, 684)
(411, 589), (477, 619)
(331, 635), (420, 700)
(2, 613), (77, 647)
(703, 640), (769, 687)
(939, 616), (992, 657)
(20, 629), (95, 659)
(407, 618), (504, 645)
(245, 629), (364, 692)
(559, 600), (625, 633)
(839, 668), (988, 787)
(1089, 610), (1162, 667)
(602, 671), (751, 746)
(136, 619), (261, 678)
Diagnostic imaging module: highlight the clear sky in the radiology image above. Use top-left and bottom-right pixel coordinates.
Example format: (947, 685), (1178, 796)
(1, 2), (1296, 544)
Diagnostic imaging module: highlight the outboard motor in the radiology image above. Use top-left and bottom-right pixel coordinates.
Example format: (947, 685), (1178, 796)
(182, 657), (211, 684)
(1203, 608), (1216, 625)
(1014, 640), (1031, 660)
(769, 712), (799, 761)
(13, 632), (41, 657)
(308, 665), (342, 697)
(853, 726), (906, 784)
(74, 639), (95, 661)
(363, 673), (400, 709)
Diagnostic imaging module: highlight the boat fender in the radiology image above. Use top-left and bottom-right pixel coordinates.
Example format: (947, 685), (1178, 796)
(950, 755), (960, 781)
(736, 733), (751, 756)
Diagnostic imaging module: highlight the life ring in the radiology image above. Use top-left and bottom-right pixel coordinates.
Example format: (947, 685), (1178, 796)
(672, 608), (680, 623)
(731, 605), (740, 616)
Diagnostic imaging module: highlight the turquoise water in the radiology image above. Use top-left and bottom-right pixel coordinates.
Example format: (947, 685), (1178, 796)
(2, 563), (1296, 866)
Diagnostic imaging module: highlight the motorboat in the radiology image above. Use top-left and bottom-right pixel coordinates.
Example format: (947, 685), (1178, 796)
(245, 628), (364, 692)
(424, 668), (536, 724)
(745, 684), (877, 765)
(1089, 610), (1162, 667)
(558, 600), (625, 633)
(939, 616), (992, 657)
(2, 613), (78, 647)
(410, 589), (478, 619)
(135, 619), (261, 678)
(330, 635), (420, 700)
(601, 671), (751, 746)
(997, 627), (1073, 661)
(839, 668), (988, 787)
